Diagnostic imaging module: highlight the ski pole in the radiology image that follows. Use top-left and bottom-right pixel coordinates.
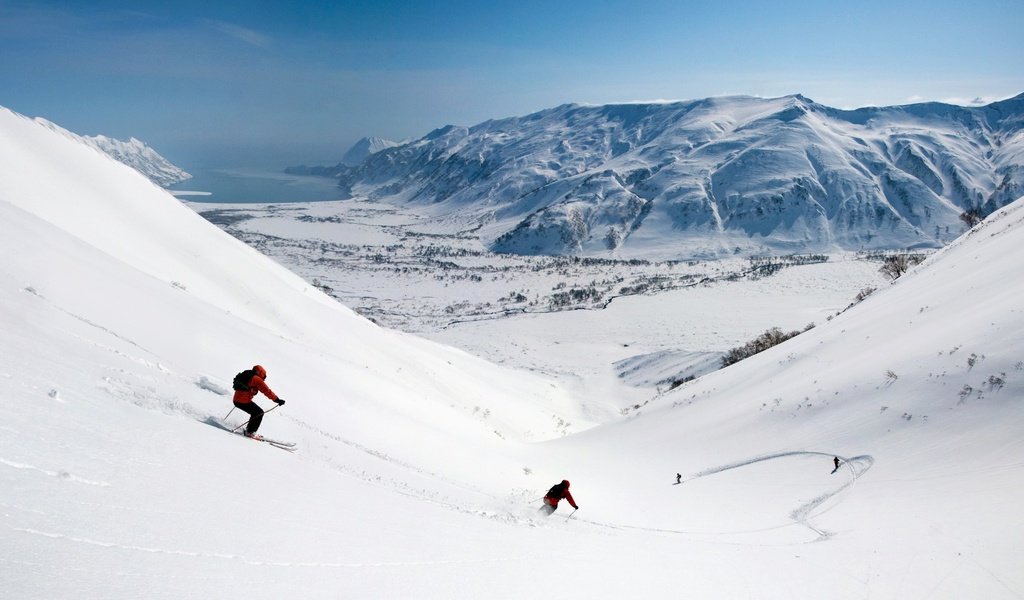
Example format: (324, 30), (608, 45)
(230, 403), (282, 433)
(223, 406), (236, 420)
(566, 508), (578, 520)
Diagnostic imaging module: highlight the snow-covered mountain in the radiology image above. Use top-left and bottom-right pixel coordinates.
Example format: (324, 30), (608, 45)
(341, 135), (399, 166)
(3, 105), (1024, 598)
(34, 118), (191, 186)
(309, 93), (1024, 259)
(285, 136), (400, 177)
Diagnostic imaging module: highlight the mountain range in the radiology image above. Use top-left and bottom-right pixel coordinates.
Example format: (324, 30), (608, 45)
(292, 93), (1024, 259)
(34, 118), (191, 187)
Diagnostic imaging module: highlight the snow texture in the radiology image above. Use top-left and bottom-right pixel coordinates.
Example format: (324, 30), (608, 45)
(2, 105), (1024, 599)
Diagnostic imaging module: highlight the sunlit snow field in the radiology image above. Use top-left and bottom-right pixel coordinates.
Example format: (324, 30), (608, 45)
(3, 107), (1023, 599)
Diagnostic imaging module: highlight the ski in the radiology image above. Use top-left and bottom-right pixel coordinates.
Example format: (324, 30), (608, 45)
(265, 441), (297, 452)
(248, 436), (297, 451)
(237, 431), (297, 450)
(205, 417), (297, 451)
(258, 436), (296, 448)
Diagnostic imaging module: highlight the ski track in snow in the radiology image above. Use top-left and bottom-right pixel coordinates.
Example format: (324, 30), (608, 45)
(11, 527), (524, 569)
(201, 415), (502, 517)
(27, 287), (158, 359)
(276, 414), (491, 497)
(8, 279), (881, 549)
(201, 410), (877, 540)
(689, 451), (874, 540)
(0, 458), (111, 487)
(571, 451), (873, 543)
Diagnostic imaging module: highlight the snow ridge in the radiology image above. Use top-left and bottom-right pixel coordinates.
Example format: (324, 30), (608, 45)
(33, 117), (191, 186)
(341, 136), (400, 166)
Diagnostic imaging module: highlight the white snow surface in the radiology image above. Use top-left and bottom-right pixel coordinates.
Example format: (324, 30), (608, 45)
(2, 105), (1024, 599)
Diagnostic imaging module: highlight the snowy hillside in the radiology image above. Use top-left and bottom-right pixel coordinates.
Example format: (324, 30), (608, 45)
(3, 106), (1023, 599)
(307, 93), (1024, 260)
(34, 118), (191, 186)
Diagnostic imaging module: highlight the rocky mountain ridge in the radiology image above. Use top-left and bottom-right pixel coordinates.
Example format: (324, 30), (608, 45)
(34, 118), (191, 187)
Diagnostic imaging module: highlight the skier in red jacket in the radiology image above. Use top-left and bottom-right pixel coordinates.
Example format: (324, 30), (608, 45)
(233, 365), (284, 440)
(539, 480), (578, 516)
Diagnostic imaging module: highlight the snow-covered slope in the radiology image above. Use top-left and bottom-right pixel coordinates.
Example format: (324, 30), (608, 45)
(551, 195), (1024, 545)
(314, 93), (1024, 260)
(3, 106), (1023, 598)
(34, 118), (191, 186)
(0, 103), (586, 494)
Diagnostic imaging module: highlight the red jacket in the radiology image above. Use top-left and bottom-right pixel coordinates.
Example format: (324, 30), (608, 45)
(543, 483), (577, 509)
(233, 373), (278, 404)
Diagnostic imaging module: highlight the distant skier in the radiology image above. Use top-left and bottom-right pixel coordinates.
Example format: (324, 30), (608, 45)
(232, 365), (285, 440)
(832, 456), (840, 473)
(539, 480), (578, 516)
(676, 473), (682, 484)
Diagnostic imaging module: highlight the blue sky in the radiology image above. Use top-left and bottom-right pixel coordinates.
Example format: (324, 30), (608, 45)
(1, 0), (1021, 168)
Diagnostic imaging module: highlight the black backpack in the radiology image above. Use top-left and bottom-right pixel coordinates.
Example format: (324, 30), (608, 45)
(547, 483), (565, 498)
(232, 369), (256, 391)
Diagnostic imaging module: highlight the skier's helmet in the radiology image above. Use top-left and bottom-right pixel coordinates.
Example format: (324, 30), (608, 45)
(253, 365), (267, 379)
(561, 479), (570, 488)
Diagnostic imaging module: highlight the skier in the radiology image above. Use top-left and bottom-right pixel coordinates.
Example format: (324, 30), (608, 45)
(539, 480), (578, 516)
(832, 456), (840, 473)
(676, 473), (682, 484)
(232, 365), (284, 440)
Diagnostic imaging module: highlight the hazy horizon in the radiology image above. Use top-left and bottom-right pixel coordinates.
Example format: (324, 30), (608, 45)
(2, 0), (1021, 169)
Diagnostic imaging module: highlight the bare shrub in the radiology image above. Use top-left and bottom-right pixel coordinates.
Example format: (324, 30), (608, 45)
(855, 287), (877, 302)
(879, 254), (926, 281)
(959, 209), (984, 228)
(721, 324), (813, 368)
(668, 375), (695, 390)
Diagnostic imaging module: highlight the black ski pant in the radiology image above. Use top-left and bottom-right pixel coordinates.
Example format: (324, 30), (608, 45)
(234, 400), (264, 434)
